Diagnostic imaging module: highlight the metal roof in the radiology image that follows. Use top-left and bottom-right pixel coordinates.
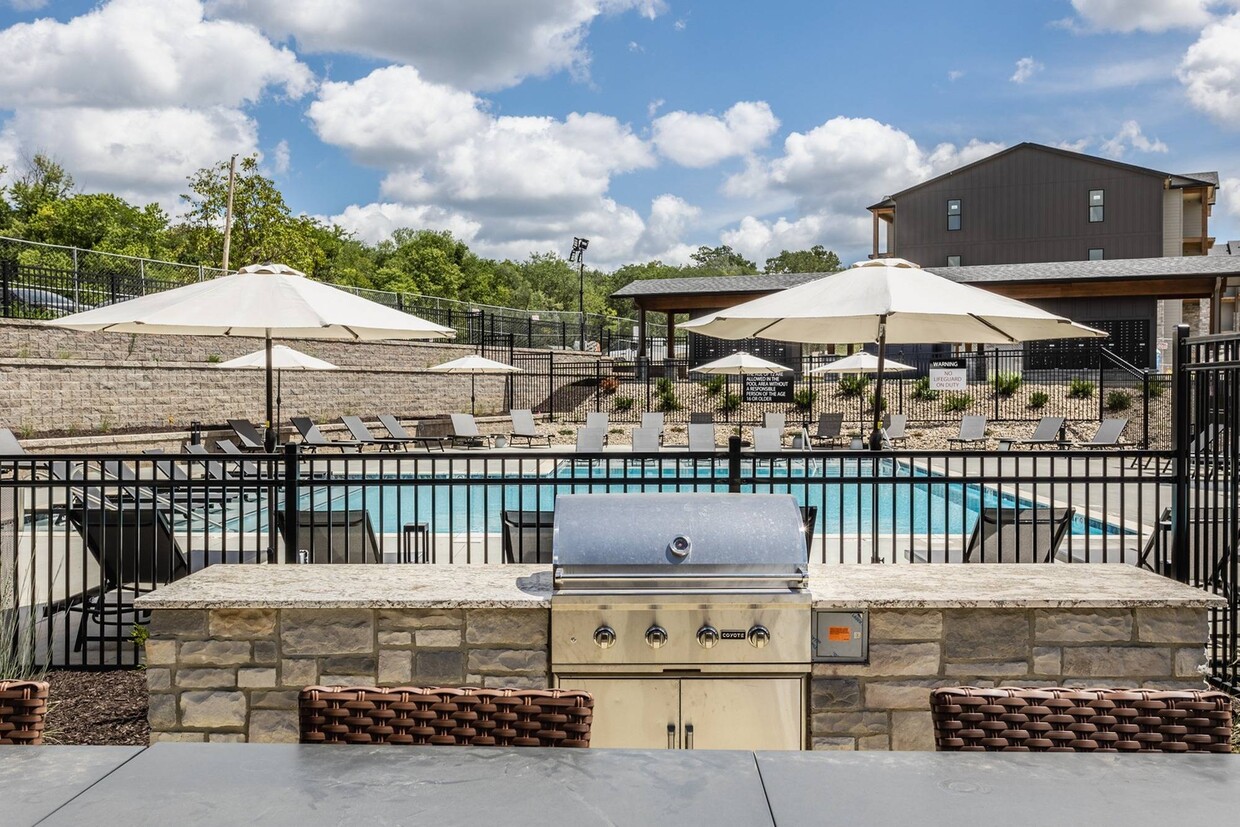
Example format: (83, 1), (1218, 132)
(927, 256), (1240, 284)
(611, 272), (826, 298)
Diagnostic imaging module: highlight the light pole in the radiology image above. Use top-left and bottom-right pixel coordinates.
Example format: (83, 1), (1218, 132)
(570, 237), (589, 350)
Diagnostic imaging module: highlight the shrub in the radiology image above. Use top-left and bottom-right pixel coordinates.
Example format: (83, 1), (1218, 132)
(792, 387), (817, 411)
(992, 372), (1022, 397)
(655, 376), (674, 394)
(1067, 377), (1095, 399)
(910, 377), (939, 401)
(1144, 380), (1165, 399)
(837, 374), (870, 397)
(942, 393), (973, 413)
(558, 428), (574, 436)
(599, 376), (619, 394)
(1028, 391), (1050, 409)
(1105, 389), (1132, 412)
(206, 353), (222, 364)
(656, 389), (682, 412)
(612, 395), (635, 412)
(701, 375), (726, 397)
(866, 393), (888, 413)
(718, 392), (742, 414)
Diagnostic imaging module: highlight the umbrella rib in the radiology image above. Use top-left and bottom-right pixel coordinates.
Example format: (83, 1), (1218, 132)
(967, 314), (1018, 343)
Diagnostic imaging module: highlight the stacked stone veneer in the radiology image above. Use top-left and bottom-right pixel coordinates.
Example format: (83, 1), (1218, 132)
(811, 606), (1210, 751)
(146, 606), (551, 743)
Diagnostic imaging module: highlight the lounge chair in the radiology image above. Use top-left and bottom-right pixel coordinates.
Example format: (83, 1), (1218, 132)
(689, 412), (715, 425)
(501, 510), (555, 563)
(585, 412), (609, 431)
(277, 509), (381, 564)
(66, 505), (191, 651)
(810, 412), (845, 448)
(575, 427), (606, 453)
(630, 427), (662, 453)
(185, 444), (261, 493)
(378, 415), (450, 452)
(0, 427), (23, 455)
(509, 410), (552, 448)
(342, 416), (408, 451)
(881, 413), (908, 448)
(98, 457), (221, 511)
(143, 449), (237, 506)
(999, 416), (1066, 450)
(962, 506), (1075, 563)
(227, 418), (267, 451)
(449, 413), (492, 448)
(752, 426), (783, 452)
(1072, 418), (1132, 449)
(291, 417), (363, 453)
(763, 412), (786, 433)
(641, 412), (665, 444)
(687, 423), (718, 453)
(947, 415), (988, 450)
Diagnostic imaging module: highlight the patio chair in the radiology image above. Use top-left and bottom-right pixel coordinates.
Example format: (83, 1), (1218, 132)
(881, 413), (908, 448)
(501, 509), (555, 563)
(99, 457), (222, 511)
(752, 426), (783, 452)
(227, 418), (267, 451)
(142, 449), (237, 507)
(810, 412), (845, 448)
(930, 687), (1232, 752)
(1072, 418), (1132, 449)
(641, 412), (665, 444)
(379, 414), (450, 452)
(508, 409), (552, 448)
(277, 509), (381, 564)
(687, 423), (718, 453)
(947, 415), (988, 450)
(209, 440), (264, 478)
(65, 505), (191, 651)
(575, 427), (606, 453)
(689, 412), (715, 425)
(449, 413), (492, 448)
(291, 417), (363, 453)
(585, 411), (610, 434)
(630, 426), (662, 453)
(962, 506), (1075, 563)
(763, 412), (786, 433)
(342, 416), (408, 451)
(0, 427), (22, 455)
(185, 444), (260, 496)
(298, 686), (594, 747)
(1000, 416), (1066, 450)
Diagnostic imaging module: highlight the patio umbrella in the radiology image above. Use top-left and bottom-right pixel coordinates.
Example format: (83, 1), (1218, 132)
(428, 355), (523, 416)
(808, 352), (915, 375)
(682, 258), (1106, 449)
(217, 345), (338, 443)
(692, 351), (791, 428)
(47, 262), (454, 449)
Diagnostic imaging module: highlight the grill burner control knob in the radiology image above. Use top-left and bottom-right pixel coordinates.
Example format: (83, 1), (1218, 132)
(645, 625), (669, 649)
(593, 626), (617, 649)
(747, 625), (771, 649)
(696, 626), (720, 649)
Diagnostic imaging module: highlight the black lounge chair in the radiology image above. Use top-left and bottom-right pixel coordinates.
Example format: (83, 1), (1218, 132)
(378, 415), (450, 452)
(501, 510), (554, 563)
(227, 418), (267, 451)
(143, 450), (237, 506)
(1000, 416), (1066, 450)
(449, 413), (492, 448)
(509, 410), (552, 447)
(342, 416), (408, 451)
(689, 412), (715, 425)
(962, 506), (1076, 563)
(1072, 418), (1132, 449)
(947, 415), (988, 450)
(291, 417), (363, 453)
(810, 413), (845, 448)
(277, 509), (381, 564)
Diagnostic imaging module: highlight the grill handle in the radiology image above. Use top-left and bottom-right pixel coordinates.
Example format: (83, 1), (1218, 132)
(554, 570), (808, 587)
(667, 723), (676, 750)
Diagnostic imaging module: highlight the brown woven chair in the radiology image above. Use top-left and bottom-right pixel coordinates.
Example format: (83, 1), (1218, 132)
(930, 686), (1233, 753)
(0, 680), (49, 745)
(299, 686), (593, 747)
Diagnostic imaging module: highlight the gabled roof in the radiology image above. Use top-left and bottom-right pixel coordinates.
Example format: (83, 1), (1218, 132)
(927, 256), (1240, 285)
(867, 142), (1217, 210)
(611, 272), (826, 299)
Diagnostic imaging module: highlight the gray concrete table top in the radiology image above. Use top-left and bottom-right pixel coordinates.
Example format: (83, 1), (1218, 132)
(0, 746), (141, 827)
(40, 743), (775, 827)
(756, 751), (1240, 826)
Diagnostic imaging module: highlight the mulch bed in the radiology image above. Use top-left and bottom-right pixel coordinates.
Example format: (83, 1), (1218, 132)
(44, 669), (149, 746)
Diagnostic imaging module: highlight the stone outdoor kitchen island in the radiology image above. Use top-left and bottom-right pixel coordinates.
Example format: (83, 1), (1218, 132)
(136, 564), (1223, 749)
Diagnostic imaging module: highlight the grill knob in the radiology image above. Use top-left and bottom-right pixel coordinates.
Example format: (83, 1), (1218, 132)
(645, 625), (669, 649)
(593, 626), (617, 649)
(747, 625), (771, 649)
(696, 625), (720, 649)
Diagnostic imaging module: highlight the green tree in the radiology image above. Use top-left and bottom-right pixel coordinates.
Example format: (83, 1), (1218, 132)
(687, 244), (758, 275)
(9, 153), (74, 223)
(764, 245), (843, 274)
(24, 193), (170, 258)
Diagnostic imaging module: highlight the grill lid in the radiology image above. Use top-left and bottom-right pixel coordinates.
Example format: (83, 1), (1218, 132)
(553, 493), (808, 593)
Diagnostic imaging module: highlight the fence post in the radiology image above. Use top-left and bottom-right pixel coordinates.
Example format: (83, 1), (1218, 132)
(1170, 324), (1190, 583)
(283, 442), (301, 564)
(1098, 351), (1105, 422)
(527, 316), (533, 349)
(595, 358), (602, 413)
(72, 247), (79, 307)
(727, 435), (742, 493)
(1141, 368), (1150, 450)
(992, 349), (1000, 423)
(1, 258), (12, 318)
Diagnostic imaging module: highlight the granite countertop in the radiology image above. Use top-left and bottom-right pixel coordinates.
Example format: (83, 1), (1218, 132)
(135, 562), (1223, 610)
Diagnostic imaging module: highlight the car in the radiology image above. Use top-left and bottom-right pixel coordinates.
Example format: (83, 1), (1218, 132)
(4, 286), (94, 315)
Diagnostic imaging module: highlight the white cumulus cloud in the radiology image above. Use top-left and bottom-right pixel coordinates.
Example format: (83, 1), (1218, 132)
(1098, 120), (1169, 157)
(1067, 0), (1216, 33)
(1011, 57), (1043, 84)
(651, 101), (780, 168)
(1179, 12), (1240, 126)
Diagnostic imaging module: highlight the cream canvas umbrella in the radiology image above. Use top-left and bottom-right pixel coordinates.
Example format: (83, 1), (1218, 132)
(808, 352), (915, 375)
(692, 351), (791, 428)
(428, 355), (523, 416)
(218, 345), (338, 443)
(682, 258), (1106, 449)
(49, 262), (454, 449)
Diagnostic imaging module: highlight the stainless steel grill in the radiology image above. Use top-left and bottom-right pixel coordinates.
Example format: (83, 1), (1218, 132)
(550, 493), (812, 750)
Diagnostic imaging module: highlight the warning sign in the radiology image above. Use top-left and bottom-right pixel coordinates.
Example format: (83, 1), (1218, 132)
(929, 359), (967, 392)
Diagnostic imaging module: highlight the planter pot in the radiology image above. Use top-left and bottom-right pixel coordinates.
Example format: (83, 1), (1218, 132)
(0, 680), (49, 745)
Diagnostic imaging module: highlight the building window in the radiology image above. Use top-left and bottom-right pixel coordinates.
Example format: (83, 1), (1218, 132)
(1088, 248), (1104, 261)
(1089, 189), (1104, 222)
(946, 255), (961, 267)
(947, 199), (961, 231)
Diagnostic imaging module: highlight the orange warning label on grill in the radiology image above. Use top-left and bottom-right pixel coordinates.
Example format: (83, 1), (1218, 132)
(828, 626), (851, 642)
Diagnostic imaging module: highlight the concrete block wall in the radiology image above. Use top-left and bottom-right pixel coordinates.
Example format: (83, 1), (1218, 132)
(810, 606), (1210, 751)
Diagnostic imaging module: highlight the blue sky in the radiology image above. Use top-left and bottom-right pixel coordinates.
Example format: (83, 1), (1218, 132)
(0, 0), (1236, 269)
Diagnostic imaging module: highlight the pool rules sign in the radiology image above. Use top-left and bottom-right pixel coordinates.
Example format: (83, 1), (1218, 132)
(929, 359), (967, 392)
(743, 372), (794, 403)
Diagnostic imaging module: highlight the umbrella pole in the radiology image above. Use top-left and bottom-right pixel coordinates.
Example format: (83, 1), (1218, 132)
(276, 370), (283, 446)
(868, 317), (888, 451)
(471, 374), (477, 416)
(264, 330), (276, 452)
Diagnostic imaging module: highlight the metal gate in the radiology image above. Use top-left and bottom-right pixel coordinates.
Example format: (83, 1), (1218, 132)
(1173, 325), (1239, 693)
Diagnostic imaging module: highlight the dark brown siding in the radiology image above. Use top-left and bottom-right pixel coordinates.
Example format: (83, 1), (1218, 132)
(893, 148), (1164, 267)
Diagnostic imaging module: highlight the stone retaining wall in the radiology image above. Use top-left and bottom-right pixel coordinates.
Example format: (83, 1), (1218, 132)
(810, 606), (1209, 750)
